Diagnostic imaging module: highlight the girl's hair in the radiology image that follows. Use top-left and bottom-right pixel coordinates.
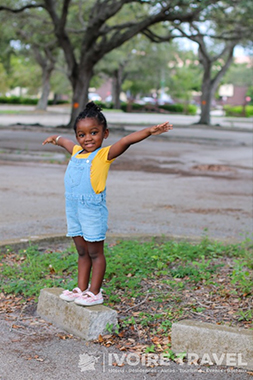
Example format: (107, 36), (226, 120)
(73, 101), (108, 133)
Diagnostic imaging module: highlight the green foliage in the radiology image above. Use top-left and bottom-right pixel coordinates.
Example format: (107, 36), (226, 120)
(106, 322), (120, 334)
(103, 238), (250, 300)
(145, 344), (156, 353)
(0, 96), (38, 105)
(120, 102), (197, 115)
(0, 96), (69, 105)
(237, 309), (253, 322)
(0, 244), (77, 298)
(120, 102), (145, 112)
(159, 104), (197, 115)
(223, 105), (253, 117)
(231, 259), (253, 294)
(170, 257), (223, 283)
(222, 63), (253, 88)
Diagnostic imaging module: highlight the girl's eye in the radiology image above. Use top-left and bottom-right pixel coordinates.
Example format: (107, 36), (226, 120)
(91, 131), (97, 136)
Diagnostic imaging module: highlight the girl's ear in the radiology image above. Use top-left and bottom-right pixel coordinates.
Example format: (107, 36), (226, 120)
(104, 129), (109, 139)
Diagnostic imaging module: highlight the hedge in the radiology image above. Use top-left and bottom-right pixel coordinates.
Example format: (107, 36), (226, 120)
(0, 96), (69, 105)
(120, 102), (197, 115)
(0, 96), (197, 115)
(223, 105), (253, 117)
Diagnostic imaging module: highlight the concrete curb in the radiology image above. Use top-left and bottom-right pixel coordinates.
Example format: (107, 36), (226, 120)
(171, 320), (253, 370)
(37, 288), (118, 340)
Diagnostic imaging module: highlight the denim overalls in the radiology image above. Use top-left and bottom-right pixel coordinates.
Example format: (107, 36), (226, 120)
(64, 148), (108, 242)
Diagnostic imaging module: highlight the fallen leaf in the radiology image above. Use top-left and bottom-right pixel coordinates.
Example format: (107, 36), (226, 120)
(11, 324), (24, 329)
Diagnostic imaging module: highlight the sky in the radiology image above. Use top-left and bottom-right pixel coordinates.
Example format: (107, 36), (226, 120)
(182, 39), (249, 58)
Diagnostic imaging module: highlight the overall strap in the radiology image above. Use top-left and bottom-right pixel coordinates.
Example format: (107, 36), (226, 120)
(72, 149), (83, 158)
(87, 147), (102, 161)
(72, 147), (101, 159)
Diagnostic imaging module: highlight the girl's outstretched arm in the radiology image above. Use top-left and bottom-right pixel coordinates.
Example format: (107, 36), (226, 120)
(42, 135), (75, 155)
(107, 122), (172, 161)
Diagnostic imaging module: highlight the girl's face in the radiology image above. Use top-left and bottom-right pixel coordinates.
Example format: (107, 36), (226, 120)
(75, 117), (109, 152)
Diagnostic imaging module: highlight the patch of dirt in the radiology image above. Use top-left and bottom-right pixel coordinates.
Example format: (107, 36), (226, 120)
(184, 207), (250, 216)
(157, 204), (251, 216)
(111, 159), (240, 179)
(192, 164), (235, 172)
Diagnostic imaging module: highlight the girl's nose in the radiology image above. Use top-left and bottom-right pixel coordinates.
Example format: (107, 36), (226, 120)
(85, 134), (92, 141)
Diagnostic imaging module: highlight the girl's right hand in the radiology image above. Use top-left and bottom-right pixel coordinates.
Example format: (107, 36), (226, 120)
(42, 135), (75, 154)
(42, 135), (58, 145)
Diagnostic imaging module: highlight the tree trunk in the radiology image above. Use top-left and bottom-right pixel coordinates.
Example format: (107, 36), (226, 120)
(197, 45), (235, 125)
(36, 67), (53, 110)
(199, 85), (213, 125)
(112, 66), (123, 109)
(198, 61), (213, 125)
(67, 68), (93, 128)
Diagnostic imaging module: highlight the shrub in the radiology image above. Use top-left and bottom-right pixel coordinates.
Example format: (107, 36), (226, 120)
(0, 96), (69, 106)
(223, 105), (253, 117)
(120, 102), (197, 114)
(159, 104), (197, 115)
(0, 96), (23, 104)
(120, 102), (144, 112)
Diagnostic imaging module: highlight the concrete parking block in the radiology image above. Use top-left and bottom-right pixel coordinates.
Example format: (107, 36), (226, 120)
(171, 319), (253, 370)
(37, 288), (118, 340)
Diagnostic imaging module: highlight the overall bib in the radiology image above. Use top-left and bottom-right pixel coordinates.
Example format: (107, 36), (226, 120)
(64, 148), (108, 242)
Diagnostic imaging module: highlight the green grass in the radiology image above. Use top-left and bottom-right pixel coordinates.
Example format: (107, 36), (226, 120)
(1, 237), (252, 337)
(1, 237), (252, 300)
(103, 237), (253, 301)
(0, 110), (33, 114)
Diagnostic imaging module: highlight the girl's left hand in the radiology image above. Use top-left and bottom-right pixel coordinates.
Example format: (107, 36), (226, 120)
(150, 122), (173, 135)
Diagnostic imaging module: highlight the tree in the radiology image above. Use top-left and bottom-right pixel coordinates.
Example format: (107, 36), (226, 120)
(142, 0), (253, 124)
(95, 40), (135, 109)
(222, 60), (253, 88)
(168, 49), (202, 107)
(5, 54), (41, 96)
(0, 3), (57, 108)
(97, 35), (198, 106)
(176, 27), (236, 124)
(0, 0), (216, 126)
(3, 4), (59, 109)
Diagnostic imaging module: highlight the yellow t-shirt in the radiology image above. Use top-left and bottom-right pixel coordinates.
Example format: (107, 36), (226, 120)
(72, 145), (115, 194)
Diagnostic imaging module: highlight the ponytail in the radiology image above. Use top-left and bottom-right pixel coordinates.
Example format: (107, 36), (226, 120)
(74, 101), (108, 132)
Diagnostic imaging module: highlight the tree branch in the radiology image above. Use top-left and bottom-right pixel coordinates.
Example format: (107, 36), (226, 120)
(0, 4), (44, 13)
(142, 28), (174, 43)
(93, 2), (206, 60)
(44, 0), (78, 84)
(211, 44), (235, 88)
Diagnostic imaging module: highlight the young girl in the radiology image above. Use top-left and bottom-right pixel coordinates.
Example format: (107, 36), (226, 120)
(42, 102), (172, 306)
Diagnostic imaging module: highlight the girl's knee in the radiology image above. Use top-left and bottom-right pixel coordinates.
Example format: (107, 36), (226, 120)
(87, 241), (104, 260)
(73, 237), (88, 257)
(77, 246), (88, 257)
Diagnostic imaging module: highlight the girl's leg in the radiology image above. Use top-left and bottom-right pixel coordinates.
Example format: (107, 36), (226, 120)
(86, 240), (106, 295)
(73, 236), (91, 292)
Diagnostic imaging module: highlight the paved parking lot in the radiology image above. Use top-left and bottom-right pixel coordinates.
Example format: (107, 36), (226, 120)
(0, 120), (252, 243)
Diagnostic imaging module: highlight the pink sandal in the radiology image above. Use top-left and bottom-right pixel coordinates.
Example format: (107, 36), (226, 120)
(60, 287), (88, 302)
(74, 291), (103, 306)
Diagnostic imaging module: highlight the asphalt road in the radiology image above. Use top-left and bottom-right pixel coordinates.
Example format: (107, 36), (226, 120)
(0, 121), (252, 244)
